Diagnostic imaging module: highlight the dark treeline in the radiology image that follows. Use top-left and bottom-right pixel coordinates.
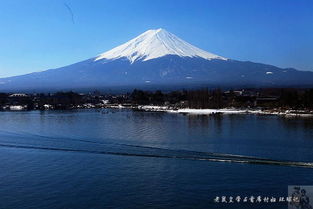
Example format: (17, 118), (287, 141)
(0, 88), (313, 110)
(130, 88), (313, 109)
(0, 92), (106, 110)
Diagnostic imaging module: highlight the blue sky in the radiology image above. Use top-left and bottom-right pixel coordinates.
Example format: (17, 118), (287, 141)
(0, 0), (312, 77)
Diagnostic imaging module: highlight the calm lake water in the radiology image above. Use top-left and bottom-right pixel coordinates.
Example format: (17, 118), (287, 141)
(0, 109), (312, 209)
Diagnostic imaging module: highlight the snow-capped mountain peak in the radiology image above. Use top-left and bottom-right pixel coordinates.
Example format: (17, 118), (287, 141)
(95, 28), (227, 63)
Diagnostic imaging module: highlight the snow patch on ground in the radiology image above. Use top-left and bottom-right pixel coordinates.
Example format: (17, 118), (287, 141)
(136, 106), (313, 117)
(9, 105), (26, 111)
(167, 108), (267, 115)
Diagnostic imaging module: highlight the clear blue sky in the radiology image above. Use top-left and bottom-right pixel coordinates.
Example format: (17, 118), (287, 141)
(0, 0), (312, 77)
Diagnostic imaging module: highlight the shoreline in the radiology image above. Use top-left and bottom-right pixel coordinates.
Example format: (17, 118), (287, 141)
(2, 104), (313, 117)
(135, 105), (313, 117)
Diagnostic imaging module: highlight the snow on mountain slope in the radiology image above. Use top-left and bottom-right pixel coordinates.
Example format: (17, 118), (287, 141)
(95, 28), (227, 63)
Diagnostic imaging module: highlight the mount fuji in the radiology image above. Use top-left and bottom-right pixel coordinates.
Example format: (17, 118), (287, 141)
(95, 28), (227, 63)
(1, 28), (313, 92)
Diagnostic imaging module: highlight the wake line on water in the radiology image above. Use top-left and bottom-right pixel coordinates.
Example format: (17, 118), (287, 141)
(1, 130), (313, 168)
(3, 130), (305, 164)
(0, 142), (312, 168)
(0, 130), (264, 160)
(0, 130), (281, 162)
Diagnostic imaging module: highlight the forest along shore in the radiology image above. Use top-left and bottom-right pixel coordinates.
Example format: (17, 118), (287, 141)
(0, 88), (313, 117)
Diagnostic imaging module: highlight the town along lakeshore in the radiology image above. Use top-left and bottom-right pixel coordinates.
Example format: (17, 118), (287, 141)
(1, 88), (313, 115)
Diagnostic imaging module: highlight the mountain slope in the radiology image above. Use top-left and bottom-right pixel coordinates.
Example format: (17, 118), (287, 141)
(95, 28), (226, 63)
(0, 29), (312, 92)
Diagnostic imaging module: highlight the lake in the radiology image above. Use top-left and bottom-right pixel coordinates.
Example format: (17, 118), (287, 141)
(0, 109), (312, 209)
